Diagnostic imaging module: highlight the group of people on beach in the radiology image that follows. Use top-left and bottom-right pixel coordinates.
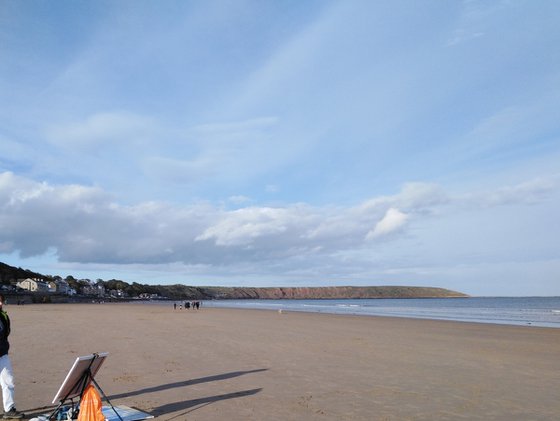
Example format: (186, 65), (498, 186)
(174, 301), (201, 310)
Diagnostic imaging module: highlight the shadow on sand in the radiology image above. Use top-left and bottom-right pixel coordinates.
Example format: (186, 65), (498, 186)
(151, 387), (263, 419)
(23, 368), (268, 419)
(107, 368), (268, 401)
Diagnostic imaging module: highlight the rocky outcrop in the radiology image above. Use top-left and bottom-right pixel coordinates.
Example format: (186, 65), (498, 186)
(199, 286), (468, 300)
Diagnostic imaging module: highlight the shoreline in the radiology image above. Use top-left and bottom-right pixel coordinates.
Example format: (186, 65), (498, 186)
(9, 304), (560, 420)
(146, 301), (560, 329)
(149, 296), (560, 329)
(12, 296), (560, 329)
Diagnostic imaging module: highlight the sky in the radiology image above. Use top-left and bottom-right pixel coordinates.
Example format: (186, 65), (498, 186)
(1, 0), (559, 296)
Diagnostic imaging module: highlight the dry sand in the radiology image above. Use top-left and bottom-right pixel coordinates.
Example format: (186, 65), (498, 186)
(7, 303), (560, 420)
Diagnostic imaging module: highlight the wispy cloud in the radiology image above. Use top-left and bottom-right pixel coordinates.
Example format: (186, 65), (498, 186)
(46, 111), (155, 150)
(459, 176), (560, 207)
(447, 30), (484, 47)
(446, 0), (508, 46)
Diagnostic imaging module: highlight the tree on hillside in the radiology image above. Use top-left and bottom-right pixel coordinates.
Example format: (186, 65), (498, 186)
(0, 262), (44, 284)
(126, 282), (145, 297)
(65, 276), (80, 291)
(104, 279), (130, 291)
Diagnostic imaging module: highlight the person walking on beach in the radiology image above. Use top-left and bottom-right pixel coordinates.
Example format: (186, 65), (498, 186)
(0, 294), (24, 419)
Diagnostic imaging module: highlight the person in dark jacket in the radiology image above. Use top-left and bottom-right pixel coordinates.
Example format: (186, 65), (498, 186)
(0, 294), (23, 419)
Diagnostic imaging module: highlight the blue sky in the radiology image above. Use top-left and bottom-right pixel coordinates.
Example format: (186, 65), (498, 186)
(1, 0), (559, 296)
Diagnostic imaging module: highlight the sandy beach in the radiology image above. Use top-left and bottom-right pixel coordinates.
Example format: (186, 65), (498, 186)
(7, 303), (560, 420)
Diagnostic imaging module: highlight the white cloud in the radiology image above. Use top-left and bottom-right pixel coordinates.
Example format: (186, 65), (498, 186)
(195, 206), (312, 246)
(2, 172), (418, 264)
(366, 208), (409, 240)
(359, 182), (448, 214)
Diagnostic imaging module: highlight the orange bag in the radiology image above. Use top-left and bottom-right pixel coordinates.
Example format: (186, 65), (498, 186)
(77, 384), (105, 421)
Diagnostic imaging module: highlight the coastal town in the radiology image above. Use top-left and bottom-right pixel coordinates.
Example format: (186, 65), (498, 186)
(8, 277), (143, 300)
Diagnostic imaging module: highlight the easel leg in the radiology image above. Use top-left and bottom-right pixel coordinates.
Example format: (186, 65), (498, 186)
(91, 377), (123, 421)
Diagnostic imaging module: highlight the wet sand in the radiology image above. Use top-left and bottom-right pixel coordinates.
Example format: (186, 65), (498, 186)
(8, 303), (560, 420)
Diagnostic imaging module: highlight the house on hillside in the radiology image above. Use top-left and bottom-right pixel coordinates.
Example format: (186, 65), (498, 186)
(54, 279), (70, 294)
(17, 278), (49, 292)
(81, 283), (105, 297)
(108, 289), (126, 298)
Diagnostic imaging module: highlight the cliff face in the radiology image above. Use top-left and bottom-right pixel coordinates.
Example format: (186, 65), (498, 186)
(200, 286), (468, 300)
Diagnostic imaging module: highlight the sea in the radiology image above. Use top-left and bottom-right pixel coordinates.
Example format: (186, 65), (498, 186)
(195, 296), (560, 328)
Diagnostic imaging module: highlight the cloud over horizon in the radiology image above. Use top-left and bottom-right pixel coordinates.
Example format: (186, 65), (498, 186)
(1, 171), (558, 294)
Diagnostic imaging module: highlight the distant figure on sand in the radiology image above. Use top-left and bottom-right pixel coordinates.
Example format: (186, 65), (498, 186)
(173, 303), (177, 310)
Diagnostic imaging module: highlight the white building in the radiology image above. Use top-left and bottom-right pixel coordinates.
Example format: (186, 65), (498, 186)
(17, 278), (49, 292)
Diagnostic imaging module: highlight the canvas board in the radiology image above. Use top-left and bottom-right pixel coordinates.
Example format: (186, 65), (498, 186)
(52, 352), (109, 404)
(102, 405), (154, 421)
